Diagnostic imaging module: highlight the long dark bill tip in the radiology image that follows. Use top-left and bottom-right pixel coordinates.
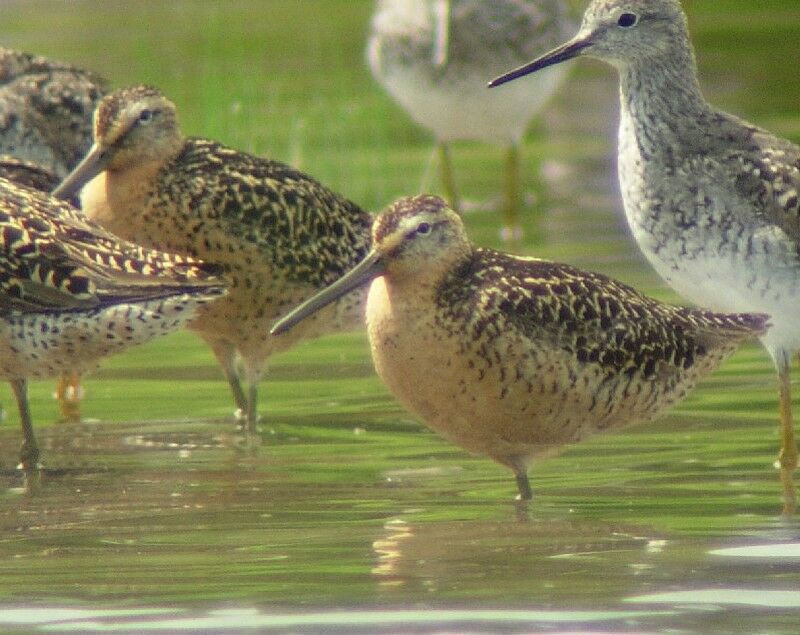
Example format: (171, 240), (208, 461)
(270, 250), (385, 336)
(51, 144), (106, 201)
(488, 36), (592, 88)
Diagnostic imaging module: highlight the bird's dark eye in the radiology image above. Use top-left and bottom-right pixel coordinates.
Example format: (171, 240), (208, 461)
(617, 12), (638, 27)
(416, 222), (431, 235)
(137, 109), (154, 123)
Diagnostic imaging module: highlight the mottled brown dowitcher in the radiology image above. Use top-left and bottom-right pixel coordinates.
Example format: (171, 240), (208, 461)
(0, 47), (106, 420)
(490, 0), (800, 512)
(0, 47), (106, 419)
(273, 195), (768, 501)
(0, 177), (226, 469)
(0, 155), (84, 420)
(53, 85), (373, 433)
(367, 0), (574, 240)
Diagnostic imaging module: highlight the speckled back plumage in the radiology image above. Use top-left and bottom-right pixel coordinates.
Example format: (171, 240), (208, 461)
(153, 139), (373, 286)
(0, 176), (223, 319)
(270, 194), (768, 498)
(433, 248), (765, 427)
(0, 154), (81, 208)
(0, 154), (60, 193)
(62, 85), (373, 426)
(0, 48), (105, 177)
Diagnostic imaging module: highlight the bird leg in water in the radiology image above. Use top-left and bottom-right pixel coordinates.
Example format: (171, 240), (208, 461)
(11, 378), (40, 470)
(776, 353), (797, 515)
(205, 337), (249, 424)
(515, 471), (533, 501)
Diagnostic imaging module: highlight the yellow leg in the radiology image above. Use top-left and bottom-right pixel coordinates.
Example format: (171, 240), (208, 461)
(55, 371), (83, 423)
(776, 354), (797, 515)
(438, 141), (461, 214)
(500, 143), (523, 244)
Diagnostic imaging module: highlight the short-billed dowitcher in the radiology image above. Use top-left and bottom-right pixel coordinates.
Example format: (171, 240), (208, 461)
(0, 47), (106, 419)
(53, 85), (373, 433)
(272, 195), (768, 500)
(0, 47), (105, 178)
(0, 156), (84, 420)
(0, 178), (225, 469)
(367, 0), (574, 241)
(490, 0), (800, 512)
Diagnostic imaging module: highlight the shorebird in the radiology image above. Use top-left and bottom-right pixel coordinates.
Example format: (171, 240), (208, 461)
(272, 195), (768, 501)
(0, 47), (105, 178)
(0, 177), (226, 469)
(0, 156), (85, 420)
(367, 0), (574, 241)
(52, 85), (373, 433)
(489, 0), (800, 512)
(0, 47), (106, 420)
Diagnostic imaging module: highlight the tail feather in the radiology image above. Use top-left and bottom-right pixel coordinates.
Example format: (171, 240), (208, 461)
(685, 308), (771, 344)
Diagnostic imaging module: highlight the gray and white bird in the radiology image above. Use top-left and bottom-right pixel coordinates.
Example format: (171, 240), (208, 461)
(367, 0), (574, 241)
(489, 0), (800, 512)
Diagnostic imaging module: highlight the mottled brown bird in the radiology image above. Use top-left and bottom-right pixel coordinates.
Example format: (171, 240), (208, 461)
(273, 195), (769, 500)
(0, 155), (84, 420)
(0, 47), (106, 420)
(53, 85), (373, 432)
(0, 177), (226, 469)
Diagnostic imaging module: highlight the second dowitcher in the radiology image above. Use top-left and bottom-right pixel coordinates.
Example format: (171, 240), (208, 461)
(54, 85), (372, 432)
(273, 195), (768, 500)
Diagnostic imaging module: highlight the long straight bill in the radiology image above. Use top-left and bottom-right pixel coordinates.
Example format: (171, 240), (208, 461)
(270, 250), (385, 336)
(52, 143), (108, 201)
(488, 36), (592, 88)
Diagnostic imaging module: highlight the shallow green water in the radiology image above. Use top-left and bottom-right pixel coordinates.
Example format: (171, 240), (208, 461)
(1, 1), (800, 633)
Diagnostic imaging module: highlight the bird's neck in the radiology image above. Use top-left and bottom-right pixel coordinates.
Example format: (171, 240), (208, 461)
(387, 243), (475, 300)
(617, 48), (712, 145)
(81, 147), (180, 240)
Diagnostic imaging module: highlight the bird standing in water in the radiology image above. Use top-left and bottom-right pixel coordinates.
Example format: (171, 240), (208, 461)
(0, 178), (225, 469)
(367, 0), (574, 241)
(0, 155), (86, 420)
(489, 0), (800, 512)
(53, 85), (373, 433)
(273, 195), (768, 501)
(0, 47), (107, 421)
